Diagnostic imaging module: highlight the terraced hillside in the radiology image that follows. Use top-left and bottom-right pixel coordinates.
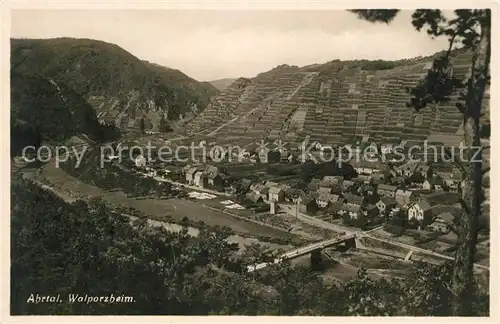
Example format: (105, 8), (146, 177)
(185, 50), (490, 147)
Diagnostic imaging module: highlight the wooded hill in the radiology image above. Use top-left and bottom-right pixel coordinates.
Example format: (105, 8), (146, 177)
(10, 70), (116, 156)
(11, 38), (218, 134)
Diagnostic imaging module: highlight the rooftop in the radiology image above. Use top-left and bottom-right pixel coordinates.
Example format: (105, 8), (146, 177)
(343, 193), (364, 205)
(416, 200), (432, 211)
(269, 186), (283, 194)
(378, 184), (398, 191)
(380, 196), (398, 205)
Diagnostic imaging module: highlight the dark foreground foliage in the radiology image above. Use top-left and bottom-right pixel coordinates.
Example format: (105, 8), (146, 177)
(11, 174), (489, 315)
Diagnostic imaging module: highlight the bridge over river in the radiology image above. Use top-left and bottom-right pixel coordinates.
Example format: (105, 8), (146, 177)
(247, 232), (356, 272)
(247, 231), (490, 273)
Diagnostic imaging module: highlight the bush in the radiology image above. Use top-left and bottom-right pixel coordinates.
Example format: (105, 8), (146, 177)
(254, 204), (270, 213)
(383, 224), (405, 236)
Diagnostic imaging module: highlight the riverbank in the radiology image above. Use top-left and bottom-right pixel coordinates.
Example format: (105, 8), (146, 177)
(24, 162), (301, 247)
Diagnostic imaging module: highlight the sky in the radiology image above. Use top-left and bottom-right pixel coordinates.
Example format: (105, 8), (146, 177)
(11, 10), (453, 81)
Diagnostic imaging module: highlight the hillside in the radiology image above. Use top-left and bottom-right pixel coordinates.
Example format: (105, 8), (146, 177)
(185, 50), (490, 147)
(10, 38), (219, 134)
(209, 78), (237, 91)
(10, 70), (107, 155)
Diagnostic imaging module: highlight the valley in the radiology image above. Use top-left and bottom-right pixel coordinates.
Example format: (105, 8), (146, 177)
(9, 8), (492, 315)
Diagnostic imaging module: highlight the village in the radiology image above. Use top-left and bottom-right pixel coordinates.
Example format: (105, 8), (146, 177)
(130, 139), (490, 254)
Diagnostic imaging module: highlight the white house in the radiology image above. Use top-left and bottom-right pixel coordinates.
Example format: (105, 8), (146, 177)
(135, 155), (147, 168)
(185, 167), (199, 185)
(350, 159), (383, 175)
(268, 186), (285, 203)
(422, 177), (444, 191)
(316, 193), (340, 208)
(381, 144), (394, 154)
(408, 201), (433, 222)
(250, 184), (270, 200)
(377, 184), (398, 198)
(193, 171), (207, 188)
(340, 204), (361, 220)
(376, 196), (398, 214)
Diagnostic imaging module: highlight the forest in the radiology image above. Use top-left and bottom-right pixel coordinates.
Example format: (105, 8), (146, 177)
(10, 38), (218, 121)
(11, 173), (489, 316)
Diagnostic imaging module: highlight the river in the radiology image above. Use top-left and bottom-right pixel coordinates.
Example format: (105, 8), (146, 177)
(125, 214), (288, 252)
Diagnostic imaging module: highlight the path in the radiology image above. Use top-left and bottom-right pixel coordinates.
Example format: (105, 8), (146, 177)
(207, 105), (263, 136)
(140, 172), (232, 197)
(278, 203), (358, 234)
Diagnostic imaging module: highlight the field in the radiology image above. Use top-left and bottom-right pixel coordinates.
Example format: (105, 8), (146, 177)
(33, 161), (301, 244)
(366, 228), (458, 256)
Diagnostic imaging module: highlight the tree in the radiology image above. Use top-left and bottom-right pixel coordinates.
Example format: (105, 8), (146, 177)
(350, 9), (491, 315)
(10, 120), (42, 158)
(479, 123), (490, 138)
(410, 171), (425, 184)
(159, 115), (173, 133)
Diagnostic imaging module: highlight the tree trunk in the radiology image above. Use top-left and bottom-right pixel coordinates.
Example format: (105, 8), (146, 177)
(452, 115), (482, 316)
(451, 10), (490, 316)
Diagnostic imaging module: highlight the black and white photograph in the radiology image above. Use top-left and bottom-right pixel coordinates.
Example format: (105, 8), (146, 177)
(3, 1), (496, 320)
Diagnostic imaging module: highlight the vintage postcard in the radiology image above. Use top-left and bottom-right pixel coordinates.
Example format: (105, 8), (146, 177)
(2, 0), (497, 322)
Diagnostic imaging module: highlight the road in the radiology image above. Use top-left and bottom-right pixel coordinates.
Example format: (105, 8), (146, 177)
(278, 203), (359, 234)
(139, 172), (232, 197)
(207, 104), (264, 136)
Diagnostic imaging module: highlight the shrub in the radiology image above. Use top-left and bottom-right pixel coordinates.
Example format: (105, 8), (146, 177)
(383, 224), (405, 236)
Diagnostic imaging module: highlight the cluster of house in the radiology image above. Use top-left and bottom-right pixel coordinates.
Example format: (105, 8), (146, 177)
(133, 155), (228, 191)
(184, 164), (226, 190)
(223, 147), (296, 164)
(233, 158), (465, 233)
(406, 198), (462, 232)
(390, 160), (463, 192)
(134, 147), (466, 233)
